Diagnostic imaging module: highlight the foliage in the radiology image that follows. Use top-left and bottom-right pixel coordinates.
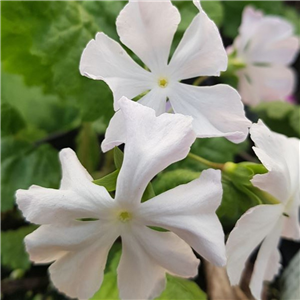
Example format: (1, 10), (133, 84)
(252, 101), (300, 138)
(1, 226), (37, 271)
(1, 0), (299, 299)
(1, 137), (61, 212)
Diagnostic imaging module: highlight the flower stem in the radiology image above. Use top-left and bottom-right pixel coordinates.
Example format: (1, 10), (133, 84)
(193, 76), (208, 86)
(188, 153), (224, 170)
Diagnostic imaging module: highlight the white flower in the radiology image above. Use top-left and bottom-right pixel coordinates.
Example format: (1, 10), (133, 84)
(17, 97), (226, 300)
(226, 120), (300, 300)
(229, 6), (300, 106)
(80, 0), (251, 151)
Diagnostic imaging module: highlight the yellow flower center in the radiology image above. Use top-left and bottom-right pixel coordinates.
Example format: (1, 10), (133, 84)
(118, 211), (132, 223)
(158, 77), (168, 88)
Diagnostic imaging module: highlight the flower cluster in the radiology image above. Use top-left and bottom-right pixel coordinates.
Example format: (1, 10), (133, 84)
(16, 1), (299, 300)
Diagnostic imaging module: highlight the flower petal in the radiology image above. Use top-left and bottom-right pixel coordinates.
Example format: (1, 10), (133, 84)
(249, 218), (283, 300)
(101, 88), (167, 153)
(249, 35), (299, 66)
(59, 148), (93, 189)
(169, 2), (227, 79)
(138, 169), (226, 266)
(250, 120), (300, 203)
(226, 204), (284, 286)
(118, 230), (166, 300)
(114, 97), (196, 208)
(282, 207), (300, 241)
(16, 149), (115, 224)
(238, 65), (296, 105)
(25, 220), (118, 263)
(243, 12), (299, 65)
(79, 32), (153, 109)
(26, 220), (119, 299)
(116, 0), (180, 73)
(168, 83), (251, 143)
(131, 225), (199, 278)
(101, 110), (126, 153)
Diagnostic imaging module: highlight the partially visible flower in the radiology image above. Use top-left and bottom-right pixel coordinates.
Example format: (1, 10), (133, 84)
(226, 120), (300, 299)
(228, 6), (300, 106)
(80, 0), (251, 151)
(17, 97), (226, 300)
(285, 94), (297, 104)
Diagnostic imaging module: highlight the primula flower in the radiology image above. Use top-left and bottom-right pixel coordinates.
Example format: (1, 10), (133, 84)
(80, 0), (251, 151)
(228, 6), (300, 106)
(226, 120), (300, 299)
(17, 97), (226, 300)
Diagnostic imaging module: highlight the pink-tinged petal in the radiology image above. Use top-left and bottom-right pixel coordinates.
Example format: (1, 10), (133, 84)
(245, 17), (299, 65)
(131, 225), (199, 278)
(226, 204), (284, 286)
(239, 6), (263, 38)
(168, 83), (251, 143)
(114, 97), (196, 208)
(250, 218), (284, 300)
(236, 6), (272, 54)
(118, 230), (166, 300)
(236, 6), (300, 66)
(238, 65), (296, 105)
(169, 3), (227, 80)
(101, 89), (167, 153)
(250, 120), (300, 204)
(116, 0), (180, 73)
(237, 70), (260, 106)
(16, 149), (115, 224)
(138, 169), (226, 266)
(79, 32), (153, 109)
(249, 36), (299, 66)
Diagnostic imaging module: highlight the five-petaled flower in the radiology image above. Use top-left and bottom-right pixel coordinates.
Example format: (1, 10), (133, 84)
(228, 6), (300, 106)
(80, 0), (251, 152)
(17, 97), (226, 300)
(226, 120), (300, 300)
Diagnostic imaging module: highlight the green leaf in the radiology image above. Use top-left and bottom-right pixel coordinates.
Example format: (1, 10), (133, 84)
(114, 147), (124, 170)
(1, 138), (61, 212)
(218, 174), (259, 231)
(289, 107), (300, 136)
(1, 102), (26, 137)
(2, 72), (80, 140)
(201, 1), (224, 27)
(165, 138), (249, 173)
(76, 123), (100, 173)
(1, 2), (116, 124)
(141, 182), (156, 202)
(93, 169), (119, 192)
(252, 101), (300, 138)
(157, 275), (206, 300)
(153, 169), (201, 195)
(282, 6), (300, 35)
(1, 226), (36, 271)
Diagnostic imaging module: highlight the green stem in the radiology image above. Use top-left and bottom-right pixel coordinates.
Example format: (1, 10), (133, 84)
(188, 153), (224, 170)
(193, 76), (208, 86)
